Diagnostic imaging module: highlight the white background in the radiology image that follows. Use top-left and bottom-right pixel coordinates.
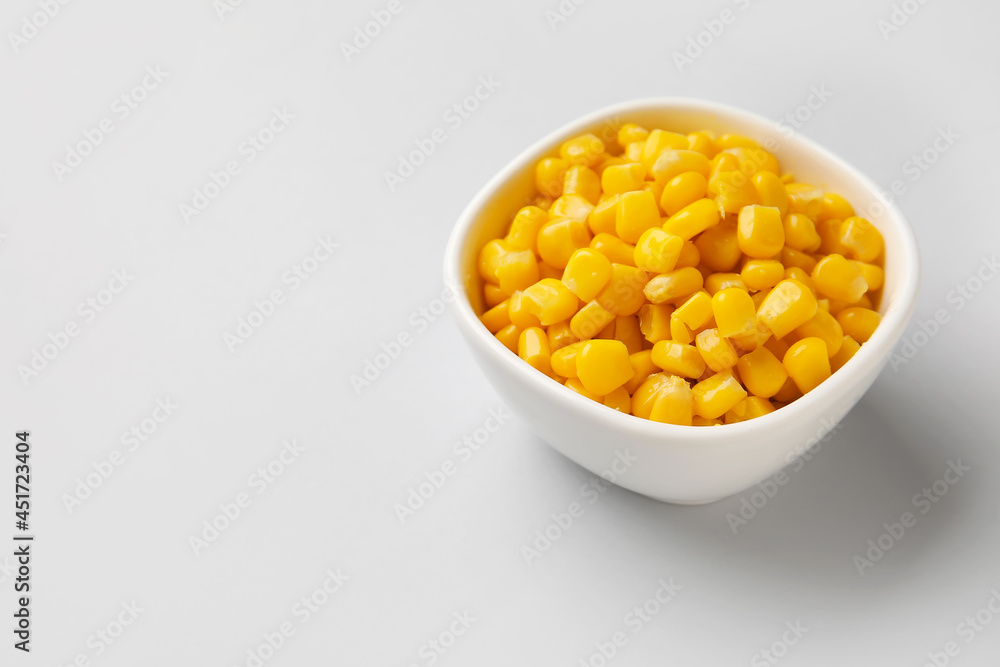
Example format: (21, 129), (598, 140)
(2, 0), (999, 665)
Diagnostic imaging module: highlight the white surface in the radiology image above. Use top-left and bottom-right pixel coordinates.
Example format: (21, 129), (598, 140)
(1, 0), (998, 665)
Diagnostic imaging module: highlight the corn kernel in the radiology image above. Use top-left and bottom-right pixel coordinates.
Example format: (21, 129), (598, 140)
(741, 259), (784, 291)
(783, 337), (830, 393)
(651, 340), (706, 378)
(651, 149), (711, 183)
(660, 171), (708, 216)
(785, 183), (824, 218)
(634, 228), (683, 273)
(691, 222), (738, 272)
(576, 339), (634, 395)
(781, 248), (817, 274)
(625, 350), (659, 394)
(723, 147), (779, 176)
(763, 335), (790, 360)
(676, 240), (701, 268)
(704, 272), (747, 295)
(670, 313), (694, 344)
(851, 261), (884, 291)
(522, 278), (580, 326)
(632, 373), (671, 419)
(480, 300), (511, 333)
(596, 156), (627, 176)
(830, 335), (861, 372)
(696, 328), (738, 372)
(735, 347), (787, 398)
(687, 131), (716, 157)
(644, 267), (704, 304)
(601, 162), (647, 195)
(562, 248), (613, 301)
(624, 141), (643, 161)
(590, 233), (636, 266)
(783, 213), (821, 253)
(484, 283), (506, 307)
(478, 238), (513, 283)
(537, 217), (591, 269)
(614, 315), (644, 354)
(604, 386), (632, 413)
(616, 189), (661, 244)
(692, 370), (747, 419)
(812, 254), (868, 302)
(663, 198), (721, 240)
(505, 206), (548, 253)
(757, 279), (818, 338)
(816, 218), (850, 255)
(563, 165), (602, 204)
(674, 291), (713, 329)
(587, 194), (620, 235)
(827, 293), (873, 315)
(539, 263), (562, 280)
(518, 327), (552, 375)
(772, 377), (802, 403)
(839, 217), (884, 262)
(560, 133), (605, 168)
(715, 134), (758, 150)
(495, 249), (539, 295)
(709, 170), (758, 213)
(725, 396), (775, 423)
(495, 324), (521, 352)
(737, 205), (785, 258)
(752, 171), (791, 216)
(819, 192), (855, 222)
(638, 304), (673, 343)
(712, 288), (756, 338)
(649, 376), (693, 425)
(710, 152), (740, 177)
(551, 340), (585, 377)
(508, 290), (541, 328)
(836, 307), (881, 343)
(549, 193), (594, 222)
(793, 308), (844, 356)
(641, 129), (689, 171)
(547, 320), (578, 352)
(618, 123), (649, 147)
(564, 377), (602, 401)
(570, 300), (615, 340)
(535, 157), (568, 198)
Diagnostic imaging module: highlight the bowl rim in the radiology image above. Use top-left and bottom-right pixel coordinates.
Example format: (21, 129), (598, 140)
(444, 96), (920, 446)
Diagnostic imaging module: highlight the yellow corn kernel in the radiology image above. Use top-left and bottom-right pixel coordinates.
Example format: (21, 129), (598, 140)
(564, 377), (602, 401)
(601, 162), (647, 195)
(741, 259), (784, 291)
(696, 328), (738, 372)
(614, 315), (644, 354)
(781, 247), (818, 274)
(692, 370), (747, 419)
(812, 254), (868, 302)
(641, 129), (689, 171)
(819, 192), (855, 222)
(710, 151), (740, 178)
(595, 155), (627, 177)
(640, 179), (665, 204)
(587, 194), (620, 235)
(663, 198), (721, 240)
(643, 266), (704, 304)
(478, 238), (513, 284)
(485, 284), (508, 308)
(480, 300), (511, 333)
(495, 324), (521, 352)
(551, 340), (585, 377)
(783, 337), (831, 393)
(674, 291), (713, 329)
(508, 291), (541, 328)
(752, 171), (791, 216)
(709, 170), (758, 214)
(537, 218), (591, 269)
(616, 189), (661, 244)
(625, 349), (659, 393)
(625, 141), (643, 162)
(651, 340), (706, 378)
(737, 205), (785, 258)
(837, 307), (881, 343)
(650, 149), (711, 183)
(570, 299), (615, 340)
(518, 327), (552, 375)
(692, 222), (739, 272)
(549, 193), (594, 222)
(785, 183), (824, 218)
(638, 304), (673, 343)
(691, 416), (720, 426)
(712, 288), (756, 338)
(634, 228), (683, 273)
(632, 373), (671, 419)
(830, 335), (861, 372)
(704, 272), (747, 295)
(603, 386), (632, 413)
(816, 218), (850, 255)
(783, 213), (822, 253)
(521, 278), (580, 326)
(670, 313), (694, 344)
(676, 240), (701, 268)
(539, 263), (562, 280)
(535, 157), (568, 198)
(715, 134), (758, 150)
(817, 298), (830, 313)
(839, 217), (884, 262)
(826, 292), (874, 315)
(793, 308), (844, 356)
(757, 279), (818, 338)
(735, 347), (787, 398)
(576, 339), (634, 395)
(561, 248), (613, 301)
(563, 165), (602, 204)
(850, 261), (884, 291)
(722, 147), (779, 176)
(773, 377), (802, 403)
(590, 233), (637, 266)
(505, 206), (548, 253)
(649, 375), (694, 425)
(763, 335), (789, 360)
(560, 133), (605, 167)
(660, 171), (708, 216)
(547, 320), (578, 352)
(725, 396), (775, 424)
(495, 249), (539, 295)
(596, 263), (649, 316)
(687, 131), (716, 157)
(533, 194), (554, 210)
(618, 123), (649, 147)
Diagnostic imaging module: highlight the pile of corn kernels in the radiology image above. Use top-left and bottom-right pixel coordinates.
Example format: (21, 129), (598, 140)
(477, 124), (884, 425)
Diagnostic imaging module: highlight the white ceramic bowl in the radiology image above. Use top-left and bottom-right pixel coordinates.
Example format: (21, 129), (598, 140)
(444, 98), (920, 504)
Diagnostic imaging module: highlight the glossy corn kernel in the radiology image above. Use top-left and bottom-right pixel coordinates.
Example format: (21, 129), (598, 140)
(793, 308), (844, 356)
(601, 162), (647, 195)
(535, 157), (568, 198)
(695, 222), (742, 272)
(816, 218), (849, 256)
(644, 267), (704, 304)
(723, 146), (778, 175)
(604, 387), (632, 413)
(772, 376), (803, 403)
(563, 165), (602, 204)
(613, 315), (644, 354)
(741, 259), (784, 291)
(819, 192), (855, 222)
(839, 217), (884, 262)
(634, 228), (683, 273)
(504, 206), (548, 253)
(537, 218), (591, 268)
(812, 254), (868, 303)
(484, 283), (506, 307)
(649, 375), (694, 425)
(478, 238), (513, 283)
(624, 141), (643, 161)
(625, 350), (659, 394)
(660, 171), (708, 216)
(549, 193), (594, 222)
(676, 240), (701, 268)
(596, 156), (627, 176)
(687, 131), (716, 157)
(618, 123), (649, 147)
(495, 250), (539, 295)
(587, 195), (620, 235)
(551, 340), (585, 377)
(752, 171), (791, 216)
(783, 213), (822, 253)
(737, 205), (785, 258)
(595, 263), (649, 316)
(781, 247), (818, 274)
(712, 288), (756, 339)
(518, 327), (552, 375)
(851, 261), (884, 291)
(692, 370), (747, 420)
(735, 347), (787, 398)
(576, 339), (634, 395)
(763, 335), (790, 360)
(564, 377), (601, 401)
(651, 340), (706, 378)
(785, 183), (824, 218)
(480, 300), (511, 333)
(562, 248), (613, 301)
(709, 170), (758, 214)
(670, 313), (694, 345)
(696, 328), (738, 372)
(638, 304), (673, 343)
(641, 129), (689, 171)
(704, 272), (747, 295)
(508, 291), (541, 328)
(830, 335), (861, 372)
(494, 324), (520, 352)
(632, 373), (671, 419)
(547, 320), (578, 352)
(725, 396), (775, 423)
(674, 291), (713, 329)
(663, 198), (721, 240)
(570, 300), (615, 340)
(651, 149), (711, 183)
(560, 133), (605, 167)
(837, 307), (881, 343)
(715, 134), (758, 150)
(590, 233), (636, 266)
(783, 337), (830, 393)
(616, 189), (661, 244)
(522, 279), (580, 326)
(757, 279), (818, 338)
